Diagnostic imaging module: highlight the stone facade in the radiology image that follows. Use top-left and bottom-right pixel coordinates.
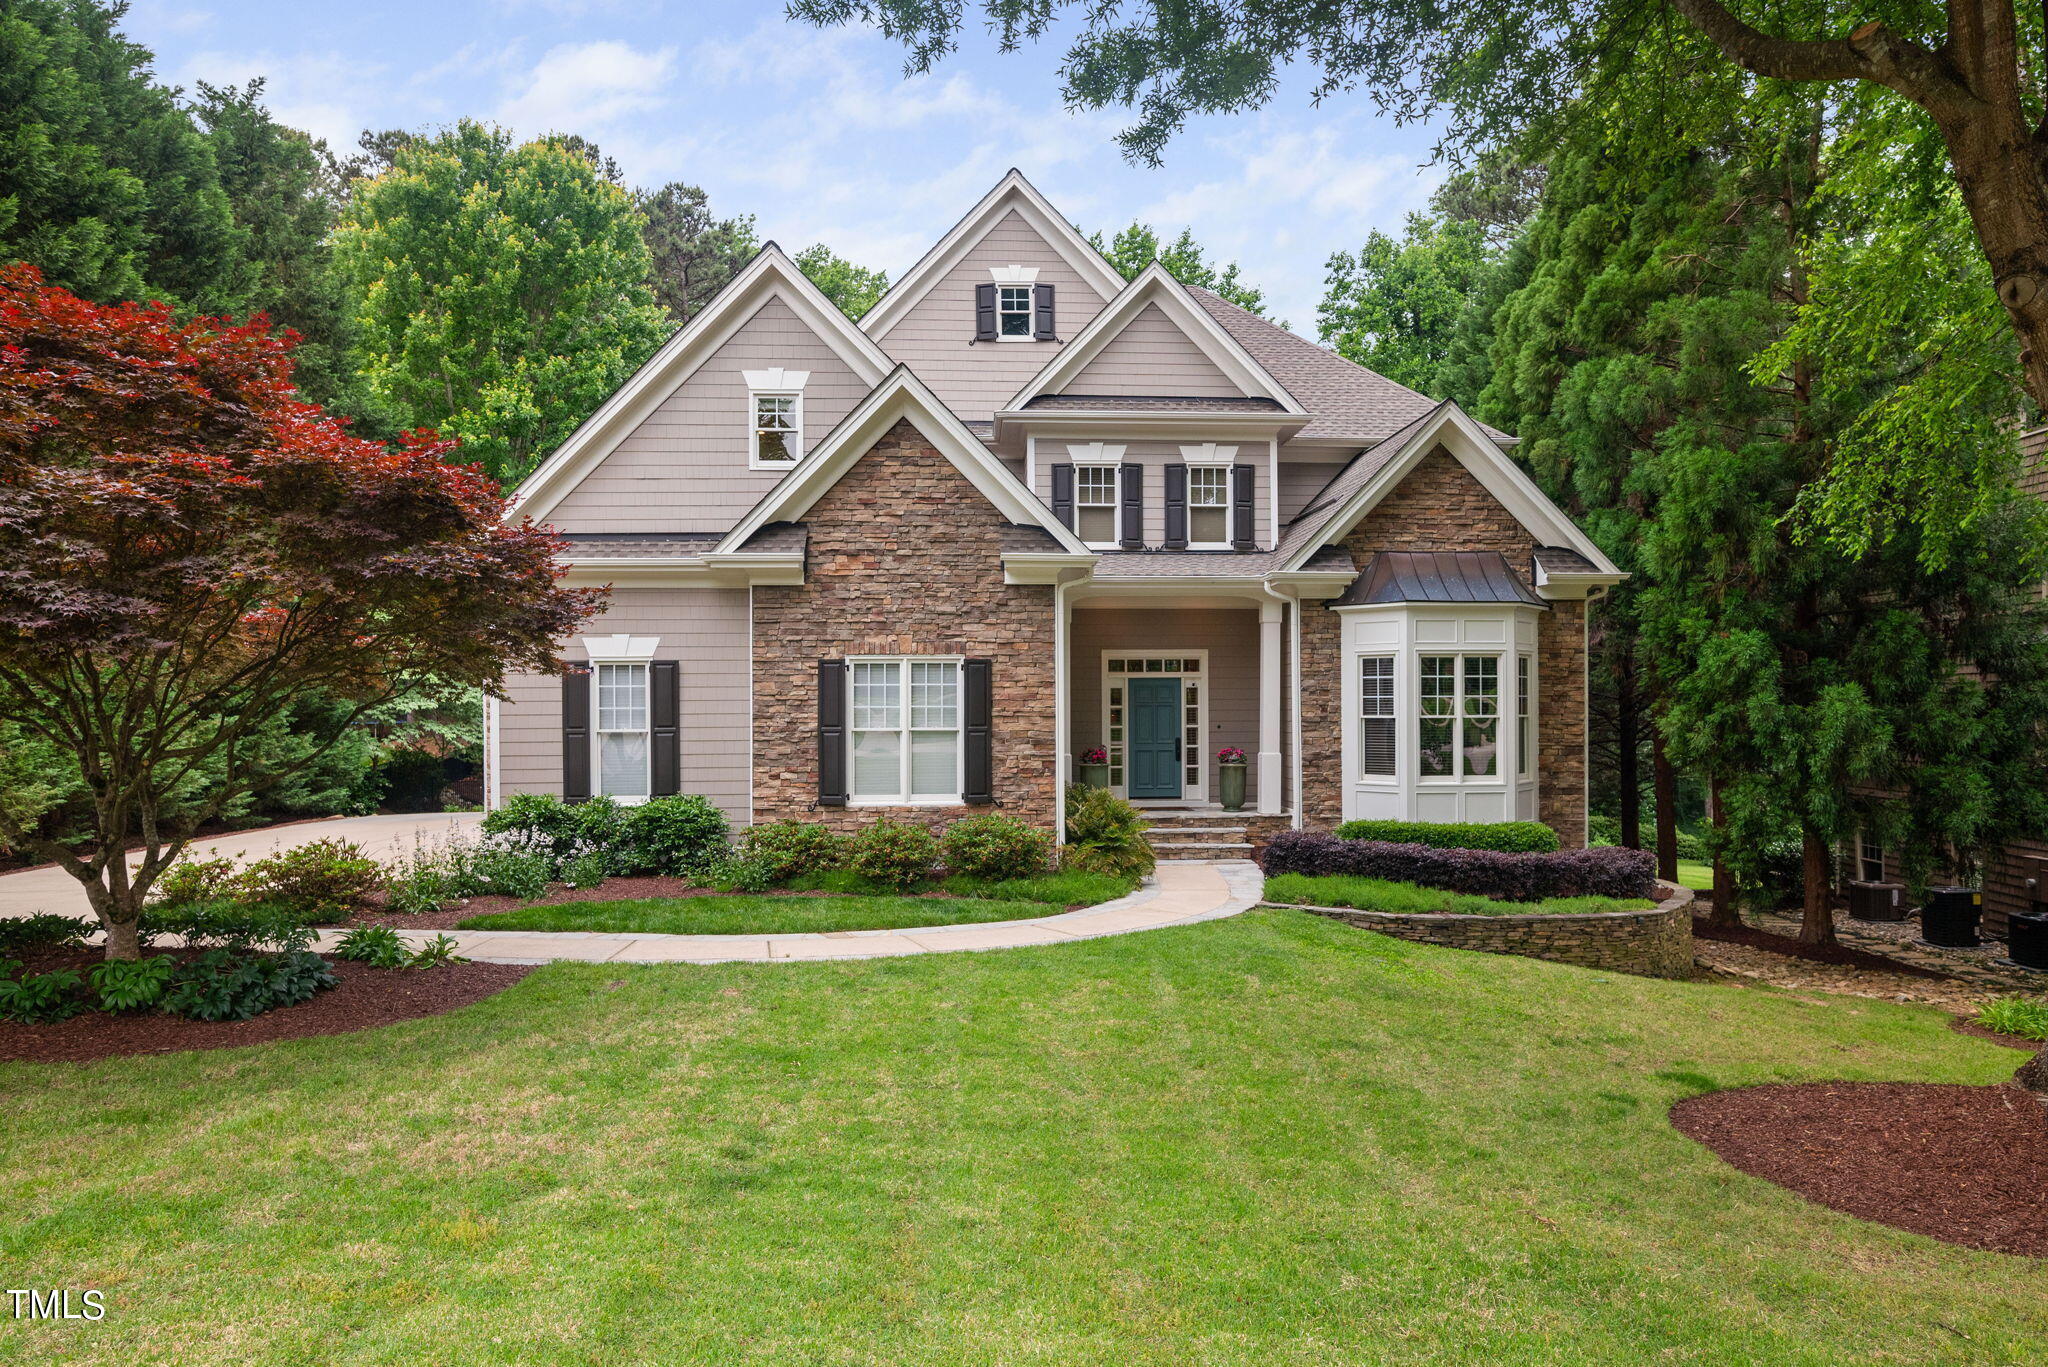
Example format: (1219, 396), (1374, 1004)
(1297, 446), (1590, 845)
(1280, 881), (1696, 979)
(751, 419), (1059, 833)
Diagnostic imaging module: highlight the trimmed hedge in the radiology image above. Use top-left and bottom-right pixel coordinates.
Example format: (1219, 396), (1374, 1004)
(1332, 819), (1559, 853)
(1263, 831), (1656, 902)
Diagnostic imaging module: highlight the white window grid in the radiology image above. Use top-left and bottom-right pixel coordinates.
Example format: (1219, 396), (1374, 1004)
(752, 391), (801, 466)
(1075, 464), (1119, 546)
(1359, 655), (1396, 778)
(998, 285), (1033, 336)
(849, 657), (962, 803)
(595, 662), (650, 799)
(1419, 654), (1503, 780)
(1187, 465), (1231, 547)
(1516, 655), (1533, 777)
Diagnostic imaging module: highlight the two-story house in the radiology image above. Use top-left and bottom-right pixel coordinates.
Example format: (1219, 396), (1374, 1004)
(487, 170), (1624, 853)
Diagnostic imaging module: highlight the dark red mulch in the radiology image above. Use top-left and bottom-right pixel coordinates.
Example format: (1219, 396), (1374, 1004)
(0, 947), (531, 1064)
(1672, 1081), (2048, 1258)
(1691, 916), (1951, 979)
(1951, 1016), (2047, 1051)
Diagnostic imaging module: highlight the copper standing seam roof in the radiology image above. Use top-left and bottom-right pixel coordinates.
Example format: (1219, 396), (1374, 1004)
(1334, 551), (1547, 607)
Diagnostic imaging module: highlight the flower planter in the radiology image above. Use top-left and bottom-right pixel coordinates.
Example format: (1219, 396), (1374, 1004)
(1078, 763), (1110, 789)
(1218, 763), (1247, 812)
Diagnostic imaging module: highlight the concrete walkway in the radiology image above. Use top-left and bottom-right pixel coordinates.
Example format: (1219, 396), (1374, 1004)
(0, 812), (483, 919)
(316, 860), (1265, 965)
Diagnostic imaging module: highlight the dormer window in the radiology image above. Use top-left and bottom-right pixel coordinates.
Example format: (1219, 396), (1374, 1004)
(743, 368), (809, 470)
(998, 286), (1033, 336)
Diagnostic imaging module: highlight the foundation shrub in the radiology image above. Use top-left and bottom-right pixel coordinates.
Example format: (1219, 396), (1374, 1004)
(1263, 831), (1656, 901)
(848, 819), (940, 890)
(941, 815), (1052, 881)
(1334, 820), (1559, 853)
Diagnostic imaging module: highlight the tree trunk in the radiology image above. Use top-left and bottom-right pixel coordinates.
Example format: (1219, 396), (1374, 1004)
(1617, 661), (1642, 849)
(1652, 733), (1679, 883)
(1706, 776), (1740, 928)
(1799, 827), (1836, 946)
(73, 864), (145, 961)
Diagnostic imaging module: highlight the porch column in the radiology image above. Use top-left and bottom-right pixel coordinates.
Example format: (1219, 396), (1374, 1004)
(1258, 599), (1284, 814)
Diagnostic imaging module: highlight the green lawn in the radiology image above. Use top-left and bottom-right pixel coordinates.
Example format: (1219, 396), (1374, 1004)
(4, 910), (2042, 1365)
(459, 893), (1060, 936)
(1263, 872), (1657, 916)
(1675, 859), (1715, 891)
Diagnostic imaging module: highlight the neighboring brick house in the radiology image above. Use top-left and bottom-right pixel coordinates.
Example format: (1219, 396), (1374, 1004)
(489, 171), (1623, 848)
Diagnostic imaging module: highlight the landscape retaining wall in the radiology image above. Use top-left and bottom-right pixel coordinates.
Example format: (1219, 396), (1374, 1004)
(1271, 880), (1695, 979)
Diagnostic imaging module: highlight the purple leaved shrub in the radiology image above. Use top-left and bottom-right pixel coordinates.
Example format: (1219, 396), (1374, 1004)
(1261, 832), (1657, 901)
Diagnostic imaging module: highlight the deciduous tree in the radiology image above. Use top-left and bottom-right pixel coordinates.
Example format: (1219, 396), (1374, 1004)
(794, 243), (890, 319)
(1087, 222), (1269, 315)
(0, 264), (599, 958)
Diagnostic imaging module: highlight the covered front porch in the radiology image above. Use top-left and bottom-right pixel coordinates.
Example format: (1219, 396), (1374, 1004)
(1056, 583), (1297, 817)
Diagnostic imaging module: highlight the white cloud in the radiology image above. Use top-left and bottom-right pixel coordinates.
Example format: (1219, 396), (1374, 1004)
(496, 40), (677, 137)
(173, 48), (381, 150)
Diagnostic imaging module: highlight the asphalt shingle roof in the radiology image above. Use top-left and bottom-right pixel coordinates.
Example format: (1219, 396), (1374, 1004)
(1021, 394), (1287, 413)
(559, 532), (721, 558)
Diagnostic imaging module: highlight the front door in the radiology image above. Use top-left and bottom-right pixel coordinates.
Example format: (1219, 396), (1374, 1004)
(1126, 677), (1183, 799)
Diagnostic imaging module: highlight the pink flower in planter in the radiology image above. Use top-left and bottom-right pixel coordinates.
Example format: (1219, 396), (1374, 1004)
(1216, 747), (1248, 765)
(1080, 746), (1108, 764)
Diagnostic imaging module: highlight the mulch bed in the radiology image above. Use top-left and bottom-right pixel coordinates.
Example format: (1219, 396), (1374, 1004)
(1672, 1081), (2048, 1257)
(1692, 915), (1951, 980)
(0, 946), (531, 1064)
(1950, 1016), (2047, 1051)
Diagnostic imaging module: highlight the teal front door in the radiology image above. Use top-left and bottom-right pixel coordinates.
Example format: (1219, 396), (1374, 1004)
(1126, 677), (1183, 799)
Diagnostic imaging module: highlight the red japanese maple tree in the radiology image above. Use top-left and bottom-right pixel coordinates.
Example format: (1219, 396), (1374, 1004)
(0, 264), (601, 958)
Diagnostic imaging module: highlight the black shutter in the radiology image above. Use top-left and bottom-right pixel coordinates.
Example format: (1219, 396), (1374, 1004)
(974, 282), (998, 341)
(963, 658), (993, 804)
(650, 660), (680, 797)
(1164, 464), (1189, 549)
(818, 659), (848, 806)
(1050, 463), (1075, 528)
(1231, 463), (1256, 550)
(1120, 463), (1144, 549)
(1032, 282), (1055, 340)
(562, 667), (591, 802)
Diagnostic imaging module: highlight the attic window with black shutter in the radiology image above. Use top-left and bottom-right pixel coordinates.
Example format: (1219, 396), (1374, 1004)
(998, 285), (1033, 336)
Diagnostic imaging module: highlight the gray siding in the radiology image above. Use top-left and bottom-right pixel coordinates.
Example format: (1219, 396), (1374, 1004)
(1278, 454), (1353, 523)
(496, 586), (753, 824)
(546, 297), (870, 535)
(874, 209), (1110, 423)
(1035, 439), (1272, 549)
(1068, 607), (1288, 802)
(1067, 302), (1245, 397)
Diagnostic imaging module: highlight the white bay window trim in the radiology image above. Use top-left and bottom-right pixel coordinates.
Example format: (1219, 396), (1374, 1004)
(848, 655), (964, 805)
(1336, 605), (1541, 825)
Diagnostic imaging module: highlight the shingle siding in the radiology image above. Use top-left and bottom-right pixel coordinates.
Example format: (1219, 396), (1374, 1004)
(873, 209), (1110, 423)
(1065, 302), (1246, 397)
(546, 296), (870, 535)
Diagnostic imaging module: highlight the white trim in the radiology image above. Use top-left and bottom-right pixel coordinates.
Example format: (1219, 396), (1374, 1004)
(578, 633), (660, 662)
(1178, 443), (1237, 465)
(989, 264), (1041, 284)
(590, 659), (654, 803)
(1065, 442), (1127, 465)
(1072, 461), (1122, 551)
(861, 169), (1124, 337)
(715, 366), (1091, 555)
(1183, 462), (1234, 551)
(482, 690), (500, 812)
(1005, 264), (1307, 415)
(747, 387), (804, 472)
(845, 654), (966, 806)
(1099, 651), (1209, 801)
(1268, 436), (1280, 550)
(741, 367), (811, 391)
(1054, 575), (1071, 840)
(1281, 403), (1620, 575)
(511, 244), (892, 522)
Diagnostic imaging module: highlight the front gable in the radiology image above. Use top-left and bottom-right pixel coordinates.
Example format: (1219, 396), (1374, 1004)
(1067, 302), (1245, 397)
(511, 244), (892, 532)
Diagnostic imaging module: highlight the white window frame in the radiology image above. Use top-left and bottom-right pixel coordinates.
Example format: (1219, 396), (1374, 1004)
(997, 284), (1035, 340)
(1359, 654), (1396, 778)
(1856, 830), (1887, 883)
(1185, 463), (1234, 550)
(743, 367), (810, 471)
(1072, 458), (1122, 550)
(1098, 652), (1208, 801)
(1516, 654), (1534, 778)
(846, 655), (964, 806)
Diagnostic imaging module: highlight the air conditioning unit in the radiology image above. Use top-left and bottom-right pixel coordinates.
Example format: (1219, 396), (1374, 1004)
(1846, 881), (1909, 922)
(1921, 885), (1983, 947)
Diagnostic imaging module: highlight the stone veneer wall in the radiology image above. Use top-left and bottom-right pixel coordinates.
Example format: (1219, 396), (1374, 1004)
(751, 418), (1059, 832)
(1297, 446), (1589, 846)
(1279, 881), (1696, 979)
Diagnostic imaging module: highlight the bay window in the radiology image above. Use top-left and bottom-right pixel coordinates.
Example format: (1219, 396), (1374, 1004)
(850, 658), (961, 802)
(1517, 655), (1532, 777)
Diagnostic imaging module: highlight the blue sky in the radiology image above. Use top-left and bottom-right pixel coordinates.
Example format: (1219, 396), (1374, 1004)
(122, 0), (1448, 329)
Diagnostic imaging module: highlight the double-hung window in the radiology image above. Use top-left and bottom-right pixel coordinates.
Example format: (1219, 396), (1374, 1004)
(1516, 655), (1533, 777)
(1419, 655), (1500, 778)
(752, 392), (801, 466)
(850, 659), (961, 802)
(1075, 465), (1119, 546)
(998, 285), (1033, 337)
(1359, 656), (1396, 777)
(596, 662), (651, 799)
(1856, 831), (1887, 882)
(1187, 465), (1231, 547)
